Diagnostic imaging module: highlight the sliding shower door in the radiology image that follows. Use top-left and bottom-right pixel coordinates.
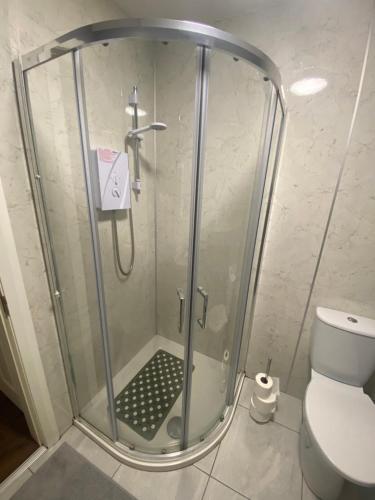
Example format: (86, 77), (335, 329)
(79, 39), (198, 453)
(186, 50), (271, 446)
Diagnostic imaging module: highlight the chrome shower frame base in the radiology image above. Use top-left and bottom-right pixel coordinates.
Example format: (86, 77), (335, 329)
(73, 373), (244, 471)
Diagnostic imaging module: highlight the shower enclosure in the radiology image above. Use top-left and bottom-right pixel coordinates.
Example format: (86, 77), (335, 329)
(14, 19), (285, 469)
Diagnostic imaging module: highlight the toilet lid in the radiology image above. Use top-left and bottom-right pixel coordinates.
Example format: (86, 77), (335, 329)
(305, 372), (375, 486)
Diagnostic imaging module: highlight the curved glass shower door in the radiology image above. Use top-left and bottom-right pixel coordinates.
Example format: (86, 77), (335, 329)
(187, 50), (271, 446)
(80, 38), (198, 453)
(18, 18), (284, 466)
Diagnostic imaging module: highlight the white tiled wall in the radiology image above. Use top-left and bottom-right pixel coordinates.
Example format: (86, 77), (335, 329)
(288, 8), (375, 396)
(215, 0), (375, 395)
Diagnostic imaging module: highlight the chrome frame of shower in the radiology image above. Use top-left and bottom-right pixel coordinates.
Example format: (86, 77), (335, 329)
(13, 18), (286, 470)
(181, 45), (210, 449)
(225, 83), (278, 405)
(72, 50), (119, 441)
(13, 59), (80, 420)
(20, 19), (283, 91)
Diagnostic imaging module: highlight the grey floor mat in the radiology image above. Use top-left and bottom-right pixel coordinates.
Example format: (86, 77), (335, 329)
(114, 349), (184, 440)
(11, 443), (136, 500)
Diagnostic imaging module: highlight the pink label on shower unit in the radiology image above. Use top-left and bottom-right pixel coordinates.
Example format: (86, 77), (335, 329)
(98, 148), (117, 163)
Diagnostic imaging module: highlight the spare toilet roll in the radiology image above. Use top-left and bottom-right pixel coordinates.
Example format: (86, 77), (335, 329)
(249, 397), (270, 423)
(252, 392), (277, 414)
(254, 372), (273, 399)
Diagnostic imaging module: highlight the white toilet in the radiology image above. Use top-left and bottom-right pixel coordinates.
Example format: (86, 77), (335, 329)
(300, 307), (375, 500)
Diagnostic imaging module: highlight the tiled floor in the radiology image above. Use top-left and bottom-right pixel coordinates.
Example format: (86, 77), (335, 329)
(3, 376), (373, 500)
(4, 377), (308, 500)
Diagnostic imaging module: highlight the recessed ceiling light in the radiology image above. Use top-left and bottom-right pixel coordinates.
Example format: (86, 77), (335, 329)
(290, 77), (327, 96)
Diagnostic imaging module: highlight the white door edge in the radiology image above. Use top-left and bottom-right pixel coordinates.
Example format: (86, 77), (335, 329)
(0, 178), (59, 446)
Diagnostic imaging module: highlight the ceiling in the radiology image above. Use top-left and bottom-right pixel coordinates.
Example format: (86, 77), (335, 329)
(113, 0), (268, 23)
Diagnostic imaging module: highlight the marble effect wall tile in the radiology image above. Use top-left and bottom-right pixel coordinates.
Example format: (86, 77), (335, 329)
(216, 0), (375, 392)
(288, 12), (375, 397)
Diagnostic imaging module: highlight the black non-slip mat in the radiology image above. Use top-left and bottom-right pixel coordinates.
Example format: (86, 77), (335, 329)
(114, 349), (184, 440)
(11, 443), (136, 500)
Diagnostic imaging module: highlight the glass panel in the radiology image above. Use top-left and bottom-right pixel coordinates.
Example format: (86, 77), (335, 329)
(81, 39), (197, 453)
(26, 54), (111, 437)
(154, 42), (197, 449)
(238, 94), (284, 380)
(187, 51), (269, 445)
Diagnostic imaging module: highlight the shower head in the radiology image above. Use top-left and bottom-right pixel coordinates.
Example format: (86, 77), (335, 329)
(127, 122), (167, 138)
(151, 122), (168, 131)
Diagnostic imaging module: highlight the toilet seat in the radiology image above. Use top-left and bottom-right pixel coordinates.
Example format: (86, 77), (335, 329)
(304, 370), (375, 487)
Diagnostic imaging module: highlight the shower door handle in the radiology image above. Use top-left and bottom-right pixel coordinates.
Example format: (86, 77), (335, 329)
(197, 286), (208, 329)
(177, 288), (185, 334)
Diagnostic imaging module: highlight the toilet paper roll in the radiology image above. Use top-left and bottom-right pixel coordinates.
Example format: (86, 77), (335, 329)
(254, 372), (274, 399)
(252, 392), (277, 415)
(249, 397), (271, 423)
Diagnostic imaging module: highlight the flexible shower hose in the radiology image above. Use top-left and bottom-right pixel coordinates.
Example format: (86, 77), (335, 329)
(112, 208), (135, 277)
